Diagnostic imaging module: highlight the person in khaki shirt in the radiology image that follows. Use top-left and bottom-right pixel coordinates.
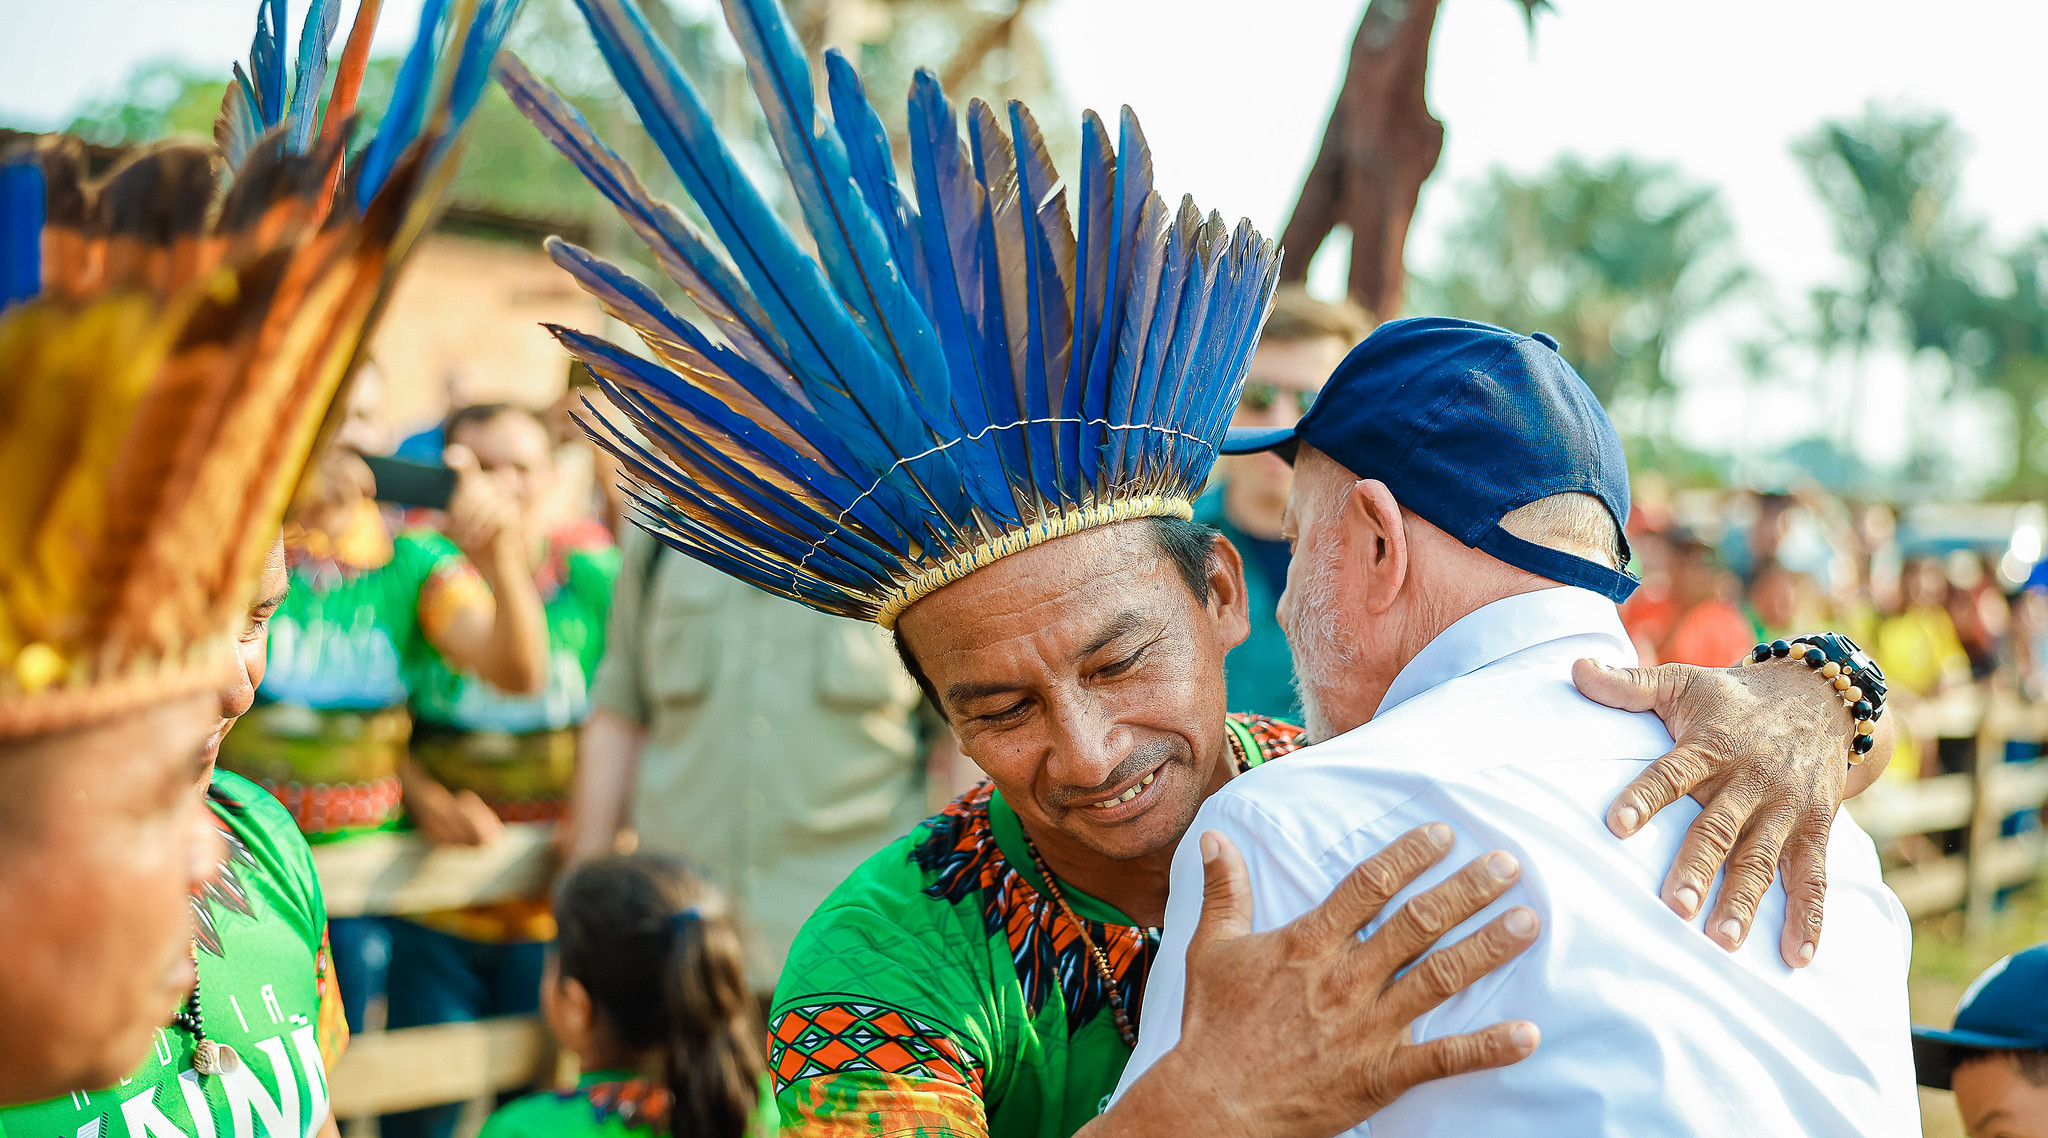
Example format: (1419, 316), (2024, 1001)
(567, 526), (933, 990)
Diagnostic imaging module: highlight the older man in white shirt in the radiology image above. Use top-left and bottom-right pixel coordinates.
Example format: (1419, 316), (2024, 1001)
(1117, 317), (1917, 1135)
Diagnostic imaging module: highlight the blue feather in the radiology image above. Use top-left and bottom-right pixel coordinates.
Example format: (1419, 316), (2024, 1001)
(825, 51), (926, 302)
(249, 0), (286, 127)
(1124, 197), (1199, 491)
(573, 0), (981, 548)
(435, 0), (526, 163)
(355, 0), (450, 208)
(554, 325), (920, 554)
(1155, 213), (1229, 481)
(286, 0), (340, 152)
(594, 385), (900, 584)
(905, 73), (1018, 526)
(502, 55), (947, 543)
(0, 154), (42, 311)
(219, 65), (265, 170)
(719, 0), (952, 439)
(498, 57), (790, 377)
(1092, 106), (1155, 391)
(1071, 112), (1114, 484)
(1104, 191), (1168, 487)
(968, 100), (1048, 509)
(544, 236), (881, 497)
(905, 76), (992, 434)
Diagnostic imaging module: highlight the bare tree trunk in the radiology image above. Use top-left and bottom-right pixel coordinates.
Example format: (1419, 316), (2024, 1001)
(1278, 0), (1446, 318)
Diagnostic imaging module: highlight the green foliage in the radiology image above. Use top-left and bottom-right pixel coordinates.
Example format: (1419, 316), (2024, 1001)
(1796, 105), (2048, 494)
(1413, 155), (1749, 410)
(63, 59), (228, 145)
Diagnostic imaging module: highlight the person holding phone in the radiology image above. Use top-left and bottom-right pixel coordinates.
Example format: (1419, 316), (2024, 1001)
(217, 365), (550, 1032)
(379, 403), (621, 1138)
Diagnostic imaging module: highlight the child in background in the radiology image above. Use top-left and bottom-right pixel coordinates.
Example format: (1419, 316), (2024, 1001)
(1914, 943), (2048, 1137)
(481, 856), (773, 1138)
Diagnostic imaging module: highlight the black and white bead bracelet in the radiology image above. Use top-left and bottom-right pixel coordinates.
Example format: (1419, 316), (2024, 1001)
(1746, 633), (1888, 764)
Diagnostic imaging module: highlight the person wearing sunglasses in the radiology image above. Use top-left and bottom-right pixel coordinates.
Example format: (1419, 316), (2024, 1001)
(1193, 288), (1372, 721)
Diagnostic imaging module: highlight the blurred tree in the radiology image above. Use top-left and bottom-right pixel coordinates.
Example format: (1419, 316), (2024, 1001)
(1279, 0), (1548, 318)
(1412, 156), (1748, 415)
(62, 60), (227, 145)
(1795, 105), (2048, 493)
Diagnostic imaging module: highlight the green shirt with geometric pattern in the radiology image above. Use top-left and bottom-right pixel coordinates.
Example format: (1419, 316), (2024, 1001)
(766, 714), (1302, 1138)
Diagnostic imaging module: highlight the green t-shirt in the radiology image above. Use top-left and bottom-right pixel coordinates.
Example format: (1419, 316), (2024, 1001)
(0, 772), (344, 1138)
(767, 715), (1303, 1138)
(481, 1070), (778, 1138)
(220, 527), (471, 839)
(407, 524), (620, 736)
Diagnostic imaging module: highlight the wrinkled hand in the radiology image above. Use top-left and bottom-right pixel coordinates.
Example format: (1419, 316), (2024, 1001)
(442, 444), (522, 563)
(1122, 826), (1539, 1138)
(1573, 657), (1858, 968)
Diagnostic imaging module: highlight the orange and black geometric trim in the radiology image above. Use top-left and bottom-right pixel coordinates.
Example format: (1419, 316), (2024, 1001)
(906, 713), (1303, 1039)
(769, 1000), (985, 1096)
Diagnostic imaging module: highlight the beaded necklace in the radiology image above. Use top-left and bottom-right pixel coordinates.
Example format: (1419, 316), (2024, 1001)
(1017, 730), (1251, 1050)
(170, 944), (240, 1076)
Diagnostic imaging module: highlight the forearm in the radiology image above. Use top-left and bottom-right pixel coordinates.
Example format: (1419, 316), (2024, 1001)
(569, 707), (644, 862)
(472, 540), (549, 693)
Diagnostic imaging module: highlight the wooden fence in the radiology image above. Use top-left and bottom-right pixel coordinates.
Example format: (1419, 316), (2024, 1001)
(1847, 685), (2048, 931)
(315, 826), (557, 1123)
(314, 690), (2048, 1122)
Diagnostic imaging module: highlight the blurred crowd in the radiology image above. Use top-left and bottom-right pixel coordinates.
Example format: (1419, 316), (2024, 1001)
(1620, 481), (2048, 784)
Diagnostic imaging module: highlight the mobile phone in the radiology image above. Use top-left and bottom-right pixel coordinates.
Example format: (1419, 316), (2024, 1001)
(362, 454), (458, 510)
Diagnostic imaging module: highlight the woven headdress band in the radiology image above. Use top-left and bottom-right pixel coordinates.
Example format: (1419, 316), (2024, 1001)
(504, 0), (1280, 627)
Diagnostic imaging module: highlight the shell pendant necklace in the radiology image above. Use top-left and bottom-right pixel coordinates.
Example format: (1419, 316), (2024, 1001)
(170, 945), (241, 1077)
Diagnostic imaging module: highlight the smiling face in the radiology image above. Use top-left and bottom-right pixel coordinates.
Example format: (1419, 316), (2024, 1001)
(896, 519), (1249, 863)
(0, 690), (226, 1105)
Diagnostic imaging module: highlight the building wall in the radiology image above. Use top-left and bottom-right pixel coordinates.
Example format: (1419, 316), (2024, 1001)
(367, 231), (601, 442)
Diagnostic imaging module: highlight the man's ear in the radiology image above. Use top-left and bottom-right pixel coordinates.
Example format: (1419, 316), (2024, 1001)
(1206, 533), (1252, 653)
(1347, 479), (1408, 616)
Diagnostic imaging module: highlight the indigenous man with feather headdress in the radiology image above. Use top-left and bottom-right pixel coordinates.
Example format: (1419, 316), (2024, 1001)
(0, 0), (522, 1126)
(502, 1), (1894, 1134)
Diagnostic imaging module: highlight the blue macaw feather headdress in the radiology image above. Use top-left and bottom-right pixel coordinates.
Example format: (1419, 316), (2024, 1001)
(503, 0), (1281, 627)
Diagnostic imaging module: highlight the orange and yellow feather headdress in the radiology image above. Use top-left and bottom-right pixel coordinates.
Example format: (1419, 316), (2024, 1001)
(0, 0), (523, 735)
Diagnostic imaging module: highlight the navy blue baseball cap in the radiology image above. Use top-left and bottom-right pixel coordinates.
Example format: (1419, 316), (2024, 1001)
(1913, 944), (2048, 1090)
(1223, 316), (1638, 603)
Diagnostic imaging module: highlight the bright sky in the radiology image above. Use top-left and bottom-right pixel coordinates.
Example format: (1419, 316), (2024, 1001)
(7, 0), (2045, 478)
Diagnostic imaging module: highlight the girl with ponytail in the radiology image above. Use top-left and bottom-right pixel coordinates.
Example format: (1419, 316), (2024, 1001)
(481, 854), (771, 1137)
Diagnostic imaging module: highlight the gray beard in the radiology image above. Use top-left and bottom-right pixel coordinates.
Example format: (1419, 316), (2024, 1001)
(1289, 544), (1353, 746)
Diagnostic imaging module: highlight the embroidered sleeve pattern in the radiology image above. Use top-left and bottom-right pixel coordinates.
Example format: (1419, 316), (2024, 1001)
(771, 1001), (988, 1137)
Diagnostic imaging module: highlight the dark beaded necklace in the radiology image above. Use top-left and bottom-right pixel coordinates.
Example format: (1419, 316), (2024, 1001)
(170, 946), (238, 1076)
(1017, 731), (1253, 1051)
(1022, 837), (1139, 1048)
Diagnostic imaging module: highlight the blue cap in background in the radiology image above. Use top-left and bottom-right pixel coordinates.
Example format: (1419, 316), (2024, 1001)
(1223, 316), (1638, 603)
(1913, 944), (2048, 1090)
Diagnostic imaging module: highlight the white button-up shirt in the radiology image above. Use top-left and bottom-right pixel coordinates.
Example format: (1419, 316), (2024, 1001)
(1116, 586), (1917, 1136)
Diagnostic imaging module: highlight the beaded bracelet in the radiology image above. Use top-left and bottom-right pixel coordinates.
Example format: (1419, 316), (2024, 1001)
(1747, 633), (1888, 764)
